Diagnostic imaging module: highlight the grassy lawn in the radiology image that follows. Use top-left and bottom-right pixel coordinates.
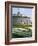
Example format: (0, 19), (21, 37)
(12, 24), (32, 38)
(13, 23), (32, 29)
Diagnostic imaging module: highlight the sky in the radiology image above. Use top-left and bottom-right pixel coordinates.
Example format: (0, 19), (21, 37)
(12, 7), (32, 18)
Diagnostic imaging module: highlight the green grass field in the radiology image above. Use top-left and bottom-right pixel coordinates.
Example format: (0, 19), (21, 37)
(13, 23), (32, 28)
(12, 24), (32, 38)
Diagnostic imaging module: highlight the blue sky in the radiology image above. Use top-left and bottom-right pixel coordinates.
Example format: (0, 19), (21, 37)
(12, 7), (32, 17)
